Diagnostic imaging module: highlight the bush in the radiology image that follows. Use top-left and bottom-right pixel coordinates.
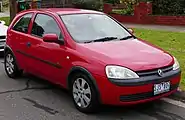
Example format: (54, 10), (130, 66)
(72, 0), (103, 11)
(110, 0), (137, 15)
(152, 0), (185, 15)
(104, 0), (120, 4)
(111, 8), (134, 15)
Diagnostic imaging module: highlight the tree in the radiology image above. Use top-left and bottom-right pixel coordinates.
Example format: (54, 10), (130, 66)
(9, 0), (17, 22)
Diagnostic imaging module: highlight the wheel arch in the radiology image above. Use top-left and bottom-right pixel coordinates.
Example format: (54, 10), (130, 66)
(4, 45), (21, 70)
(67, 66), (101, 103)
(4, 45), (14, 54)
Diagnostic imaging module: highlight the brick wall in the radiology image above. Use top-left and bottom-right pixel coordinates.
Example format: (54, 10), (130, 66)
(104, 2), (185, 26)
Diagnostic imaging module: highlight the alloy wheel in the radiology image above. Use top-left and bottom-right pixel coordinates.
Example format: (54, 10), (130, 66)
(5, 53), (15, 75)
(72, 78), (92, 108)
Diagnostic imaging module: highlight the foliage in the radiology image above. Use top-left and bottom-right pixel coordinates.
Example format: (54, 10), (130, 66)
(120, 0), (137, 4)
(111, 7), (134, 15)
(135, 28), (185, 90)
(152, 0), (185, 15)
(72, 0), (103, 10)
(105, 0), (185, 15)
(137, 0), (152, 2)
(2, 0), (9, 6)
(110, 0), (137, 15)
(104, 0), (120, 4)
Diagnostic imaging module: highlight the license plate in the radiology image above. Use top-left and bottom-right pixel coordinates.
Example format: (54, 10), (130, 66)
(154, 81), (170, 95)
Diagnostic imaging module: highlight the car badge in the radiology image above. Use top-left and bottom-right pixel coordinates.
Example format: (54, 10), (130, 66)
(157, 69), (163, 77)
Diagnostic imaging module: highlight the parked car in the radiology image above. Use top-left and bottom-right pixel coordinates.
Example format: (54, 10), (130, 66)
(0, 20), (8, 53)
(4, 8), (181, 113)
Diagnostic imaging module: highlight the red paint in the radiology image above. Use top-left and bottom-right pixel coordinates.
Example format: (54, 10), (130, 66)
(6, 8), (181, 106)
(43, 34), (59, 42)
(93, 74), (180, 105)
(104, 2), (185, 26)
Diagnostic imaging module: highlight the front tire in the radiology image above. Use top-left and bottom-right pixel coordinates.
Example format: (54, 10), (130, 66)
(4, 51), (23, 78)
(70, 73), (100, 113)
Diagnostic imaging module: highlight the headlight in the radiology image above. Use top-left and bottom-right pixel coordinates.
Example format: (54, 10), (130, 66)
(173, 57), (180, 70)
(105, 65), (139, 79)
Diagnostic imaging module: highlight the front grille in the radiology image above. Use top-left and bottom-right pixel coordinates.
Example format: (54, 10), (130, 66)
(0, 36), (6, 39)
(136, 65), (173, 77)
(0, 40), (5, 43)
(120, 83), (179, 102)
(0, 46), (4, 49)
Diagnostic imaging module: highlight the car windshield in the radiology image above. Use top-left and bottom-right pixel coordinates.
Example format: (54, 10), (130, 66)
(60, 14), (132, 43)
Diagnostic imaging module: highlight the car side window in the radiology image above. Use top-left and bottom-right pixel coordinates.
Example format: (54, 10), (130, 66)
(13, 13), (33, 33)
(31, 14), (63, 39)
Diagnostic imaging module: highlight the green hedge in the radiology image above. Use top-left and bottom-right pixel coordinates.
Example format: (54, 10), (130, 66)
(152, 0), (185, 15)
(104, 0), (120, 4)
(72, 0), (103, 11)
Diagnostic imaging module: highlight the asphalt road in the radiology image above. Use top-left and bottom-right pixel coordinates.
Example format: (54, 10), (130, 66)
(0, 57), (185, 120)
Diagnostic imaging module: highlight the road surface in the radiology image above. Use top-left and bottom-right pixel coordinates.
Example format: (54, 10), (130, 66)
(0, 11), (9, 17)
(0, 57), (185, 120)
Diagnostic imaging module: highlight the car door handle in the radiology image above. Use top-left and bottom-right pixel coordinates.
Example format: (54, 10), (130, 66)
(26, 42), (31, 47)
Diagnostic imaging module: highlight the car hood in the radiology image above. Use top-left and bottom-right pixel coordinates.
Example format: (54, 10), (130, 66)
(79, 38), (173, 71)
(0, 22), (8, 36)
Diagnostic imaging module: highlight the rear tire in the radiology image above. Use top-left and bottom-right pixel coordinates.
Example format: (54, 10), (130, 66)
(4, 51), (23, 78)
(70, 73), (100, 113)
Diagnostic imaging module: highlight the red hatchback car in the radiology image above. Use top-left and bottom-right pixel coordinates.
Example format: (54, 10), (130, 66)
(4, 8), (181, 113)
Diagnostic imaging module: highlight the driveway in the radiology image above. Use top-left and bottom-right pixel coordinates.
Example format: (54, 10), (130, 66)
(0, 57), (185, 120)
(0, 11), (9, 17)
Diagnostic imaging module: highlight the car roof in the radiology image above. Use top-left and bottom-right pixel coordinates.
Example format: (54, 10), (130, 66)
(23, 8), (104, 15)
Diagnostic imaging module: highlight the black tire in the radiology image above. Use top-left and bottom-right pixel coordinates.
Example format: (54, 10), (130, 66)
(0, 51), (4, 57)
(70, 73), (100, 113)
(4, 51), (23, 78)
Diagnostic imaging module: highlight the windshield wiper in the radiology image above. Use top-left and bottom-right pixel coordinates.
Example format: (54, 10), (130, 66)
(120, 36), (134, 40)
(85, 37), (118, 43)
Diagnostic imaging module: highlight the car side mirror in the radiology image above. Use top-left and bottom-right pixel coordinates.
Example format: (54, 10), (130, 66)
(128, 28), (134, 34)
(43, 34), (64, 44)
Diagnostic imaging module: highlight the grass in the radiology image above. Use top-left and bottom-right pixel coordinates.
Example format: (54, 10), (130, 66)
(0, 17), (10, 26)
(134, 28), (185, 90)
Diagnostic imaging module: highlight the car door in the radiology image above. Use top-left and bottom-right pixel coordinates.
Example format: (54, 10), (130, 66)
(26, 13), (68, 85)
(8, 13), (33, 70)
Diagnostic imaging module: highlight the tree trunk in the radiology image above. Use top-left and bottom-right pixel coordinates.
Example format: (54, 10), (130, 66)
(9, 0), (17, 22)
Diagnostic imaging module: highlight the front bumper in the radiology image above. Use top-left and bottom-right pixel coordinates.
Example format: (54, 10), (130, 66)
(93, 68), (181, 105)
(119, 82), (178, 102)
